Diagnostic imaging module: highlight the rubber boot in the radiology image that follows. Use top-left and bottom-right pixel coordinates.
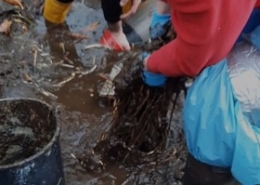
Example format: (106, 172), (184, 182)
(43, 0), (72, 24)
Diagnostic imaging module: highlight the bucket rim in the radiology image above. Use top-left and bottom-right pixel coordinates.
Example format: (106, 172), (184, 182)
(0, 98), (61, 170)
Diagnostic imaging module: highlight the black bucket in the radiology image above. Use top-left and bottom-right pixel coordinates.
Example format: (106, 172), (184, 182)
(0, 98), (65, 185)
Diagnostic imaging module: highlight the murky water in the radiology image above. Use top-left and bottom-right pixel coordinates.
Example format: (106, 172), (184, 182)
(0, 1), (185, 184)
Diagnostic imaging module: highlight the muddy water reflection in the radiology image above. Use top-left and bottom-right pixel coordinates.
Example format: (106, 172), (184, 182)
(43, 56), (131, 184)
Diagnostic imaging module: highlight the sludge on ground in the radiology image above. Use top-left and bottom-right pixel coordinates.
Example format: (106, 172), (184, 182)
(0, 0), (187, 184)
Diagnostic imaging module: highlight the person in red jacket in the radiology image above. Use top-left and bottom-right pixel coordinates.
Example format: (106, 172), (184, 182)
(143, 0), (260, 77)
(139, 0), (260, 184)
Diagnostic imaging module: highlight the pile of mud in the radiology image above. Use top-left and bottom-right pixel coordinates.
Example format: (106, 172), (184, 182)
(0, 100), (55, 165)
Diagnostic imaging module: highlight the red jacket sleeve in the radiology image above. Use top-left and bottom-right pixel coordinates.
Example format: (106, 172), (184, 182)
(147, 36), (212, 77)
(147, 0), (219, 77)
(256, 0), (260, 8)
(147, 0), (258, 77)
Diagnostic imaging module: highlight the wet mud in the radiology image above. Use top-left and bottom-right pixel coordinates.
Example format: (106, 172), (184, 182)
(0, 99), (55, 165)
(0, 0), (185, 184)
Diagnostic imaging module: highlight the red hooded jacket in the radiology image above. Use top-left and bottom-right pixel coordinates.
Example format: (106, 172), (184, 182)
(147, 0), (260, 77)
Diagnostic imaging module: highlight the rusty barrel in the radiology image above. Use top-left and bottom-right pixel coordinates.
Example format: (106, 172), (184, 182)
(0, 98), (65, 185)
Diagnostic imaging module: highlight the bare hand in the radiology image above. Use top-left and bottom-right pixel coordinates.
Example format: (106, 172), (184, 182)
(120, 0), (141, 19)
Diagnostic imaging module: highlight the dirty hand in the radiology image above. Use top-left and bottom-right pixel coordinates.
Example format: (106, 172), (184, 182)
(120, 0), (141, 19)
(141, 52), (167, 87)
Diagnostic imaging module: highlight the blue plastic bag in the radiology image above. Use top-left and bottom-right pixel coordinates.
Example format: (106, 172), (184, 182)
(249, 25), (260, 50)
(236, 8), (260, 44)
(183, 60), (260, 185)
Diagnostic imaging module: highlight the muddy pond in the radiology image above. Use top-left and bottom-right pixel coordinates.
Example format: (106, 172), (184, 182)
(0, 0), (186, 184)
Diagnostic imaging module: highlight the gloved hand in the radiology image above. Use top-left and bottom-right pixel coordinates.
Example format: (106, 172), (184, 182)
(149, 11), (171, 40)
(141, 52), (167, 87)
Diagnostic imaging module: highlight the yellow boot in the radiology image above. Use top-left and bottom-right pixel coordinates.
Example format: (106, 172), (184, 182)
(43, 0), (72, 24)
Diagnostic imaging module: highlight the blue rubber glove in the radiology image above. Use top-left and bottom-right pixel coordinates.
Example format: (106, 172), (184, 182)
(141, 52), (167, 87)
(150, 11), (171, 40)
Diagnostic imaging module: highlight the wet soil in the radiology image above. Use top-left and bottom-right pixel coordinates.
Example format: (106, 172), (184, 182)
(0, 99), (55, 165)
(0, 0), (185, 184)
